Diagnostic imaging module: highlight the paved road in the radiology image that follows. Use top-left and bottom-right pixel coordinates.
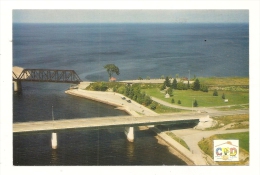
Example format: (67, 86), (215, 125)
(66, 89), (158, 116)
(13, 113), (203, 133)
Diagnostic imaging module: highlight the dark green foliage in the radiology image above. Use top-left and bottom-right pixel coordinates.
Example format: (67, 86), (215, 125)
(193, 100), (198, 107)
(91, 82), (108, 91)
(222, 93), (225, 99)
(213, 89), (218, 96)
(104, 64), (120, 80)
(192, 78), (200, 91)
(123, 84), (152, 106)
(100, 83), (108, 91)
(171, 98), (175, 103)
(172, 78), (177, 89)
(166, 87), (173, 96)
(178, 100), (181, 104)
(160, 83), (166, 90)
(164, 76), (171, 87)
(177, 82), (187, 90)
(150, 101), (157, 110)
(144, 95), (152, 106)
(200, 84), (208, 92)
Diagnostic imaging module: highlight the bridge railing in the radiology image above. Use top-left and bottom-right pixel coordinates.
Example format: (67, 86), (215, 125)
(16, 69), (82, 84)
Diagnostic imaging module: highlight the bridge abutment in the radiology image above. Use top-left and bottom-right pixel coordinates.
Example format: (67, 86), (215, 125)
(124, 127), (134, 142)
(13, 81), (22, 92)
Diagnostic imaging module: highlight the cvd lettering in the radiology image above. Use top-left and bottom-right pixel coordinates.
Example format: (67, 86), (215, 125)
(230, 147), (237, 156)
(216, 147), (222, 156)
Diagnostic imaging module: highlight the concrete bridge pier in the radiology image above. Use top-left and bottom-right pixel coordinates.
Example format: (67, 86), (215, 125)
(13, 81), (22, 92)
(124, 127), (134, 142)
(51, 132), (58, 149)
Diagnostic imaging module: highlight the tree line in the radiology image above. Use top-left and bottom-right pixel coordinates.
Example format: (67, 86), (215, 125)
(161, 76), (208, 92)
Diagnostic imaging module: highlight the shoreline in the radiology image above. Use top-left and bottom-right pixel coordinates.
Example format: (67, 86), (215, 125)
(65, 89), (201, 165)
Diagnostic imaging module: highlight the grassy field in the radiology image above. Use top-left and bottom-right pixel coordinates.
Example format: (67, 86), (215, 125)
(166, 131), (190, 150)
(144, 88), (249, 107)
(198, 77), (249, 86)
(151, 104), (187, 113)
(198, 132), (249, 165)
(208, 114), (249, 130)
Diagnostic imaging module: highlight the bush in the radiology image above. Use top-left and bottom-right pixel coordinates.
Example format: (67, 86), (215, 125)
(171, 98), (175, 103)
(192, 78), (200, 91)
(178, 100), (181, 104)
(222, 93), (225, 99)
(160, 84), (166, 90)
(166, 87), (173, 96)
(200, 84), (208, 92)
(213, 89), (218, 96)
(193, 100), (198, 107)
(144, 96), (152, 106)
(150, 101), (157, 110)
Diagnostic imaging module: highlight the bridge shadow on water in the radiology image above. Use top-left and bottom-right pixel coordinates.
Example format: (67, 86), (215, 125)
(155, 122), (199, 132)
(13, 126), (188, 166)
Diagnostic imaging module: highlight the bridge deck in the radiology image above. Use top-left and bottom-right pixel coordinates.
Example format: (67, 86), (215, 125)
(13, 113), (204, 133)
(13, 110), (248, 133)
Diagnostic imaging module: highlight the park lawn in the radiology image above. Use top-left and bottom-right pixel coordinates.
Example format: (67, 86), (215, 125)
(144, 88), (249, 107)
(198, 77), (249, 86)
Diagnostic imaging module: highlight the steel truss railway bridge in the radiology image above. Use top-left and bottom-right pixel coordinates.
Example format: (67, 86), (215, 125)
(12, 66), (82, 92)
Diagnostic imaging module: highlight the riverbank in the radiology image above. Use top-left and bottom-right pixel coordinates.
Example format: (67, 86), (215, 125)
(65, 89), (199, 165)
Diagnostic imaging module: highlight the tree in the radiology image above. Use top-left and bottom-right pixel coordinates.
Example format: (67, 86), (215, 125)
(192, 78), (200, 91)
(104, 64), (120, 80)
(222, 93), (225, 99)
(144, 96), (152, 106)
(150, 101), (157, 110)
(177, 82), (185, 90)
(167, 87), (173, 96)
(172, 78), (177, 89)
(193, 100), (198, 107)
(164, 76), (171, 87)
(178, 100), (181, 104)
(160, 83), (166, 91)
(213, 89), (218, 96)
(200, 84), (208, 92)
(171, 98), (175, 103)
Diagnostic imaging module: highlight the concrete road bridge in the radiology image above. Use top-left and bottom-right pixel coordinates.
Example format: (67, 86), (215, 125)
(13, 109), (248, 149)
(12, 66), (82, 92)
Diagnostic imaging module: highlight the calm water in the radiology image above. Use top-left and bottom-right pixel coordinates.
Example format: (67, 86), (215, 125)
(13, 23), (249, 165)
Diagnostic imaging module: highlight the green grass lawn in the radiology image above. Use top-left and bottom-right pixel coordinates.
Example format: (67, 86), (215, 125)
(144, 88), (249, 107)
(151, 104), (187, 113)
(199, 77), (249, 86)
(216, 132), (249, 152)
